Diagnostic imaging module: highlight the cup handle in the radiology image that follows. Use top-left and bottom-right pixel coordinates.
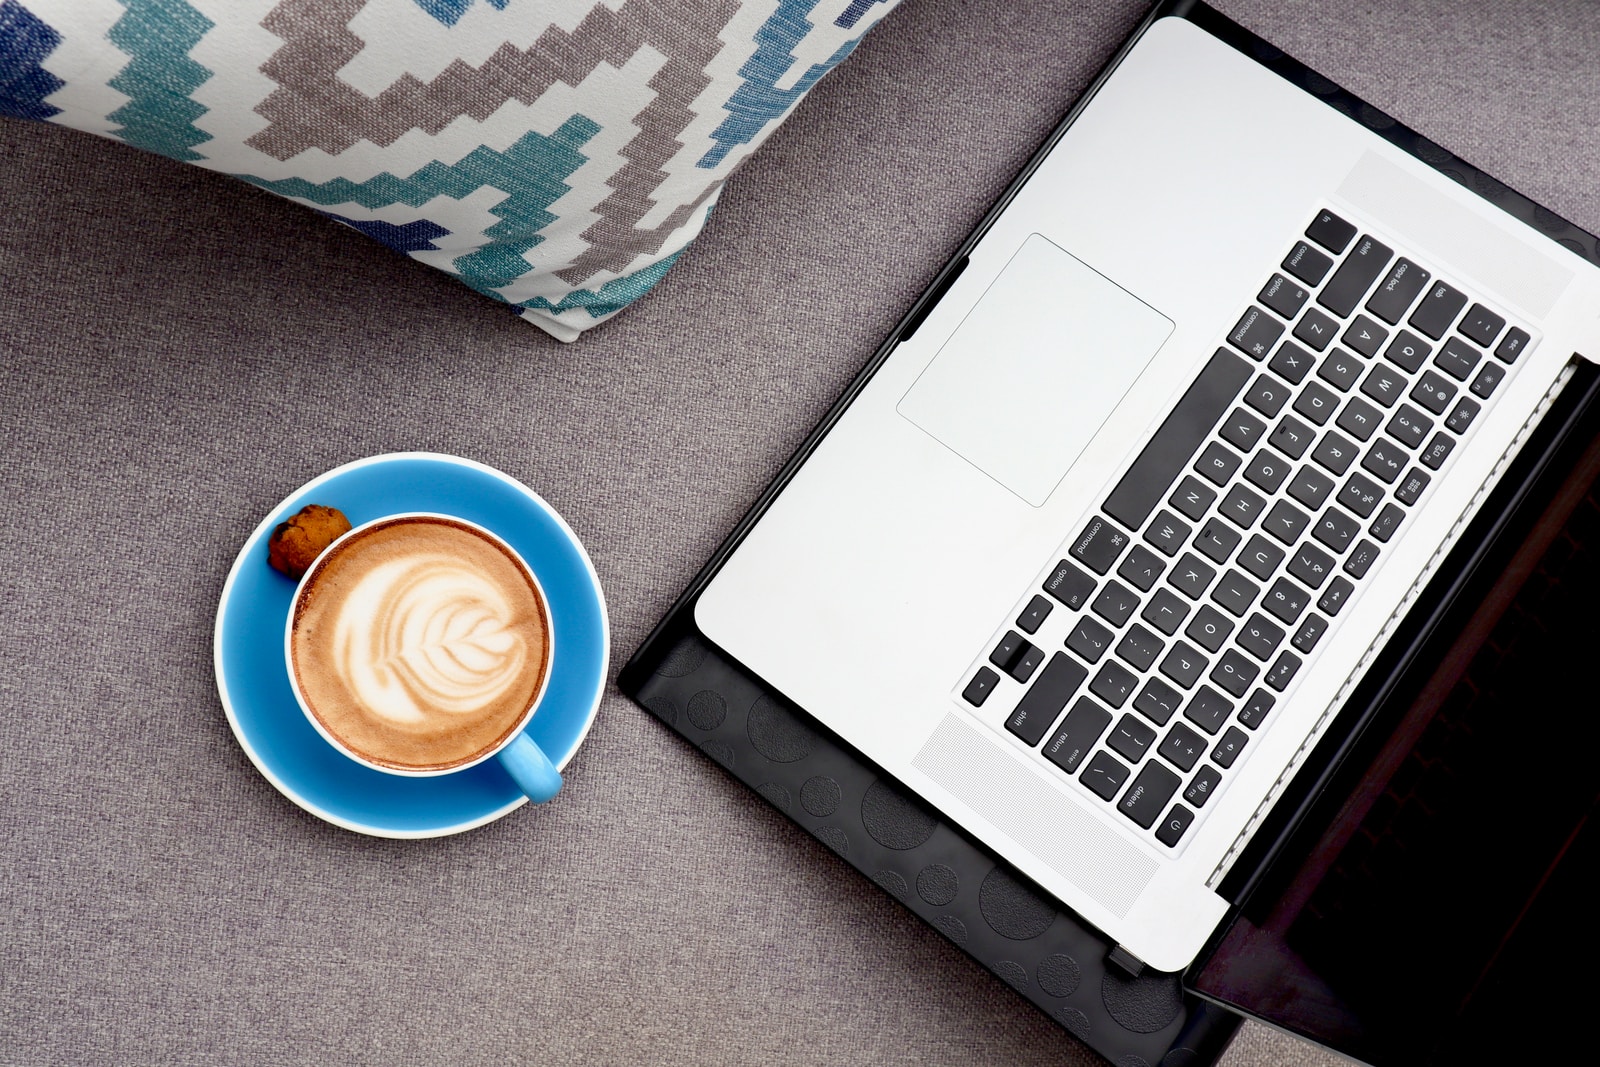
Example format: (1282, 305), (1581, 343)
(495, 732), (563, 803)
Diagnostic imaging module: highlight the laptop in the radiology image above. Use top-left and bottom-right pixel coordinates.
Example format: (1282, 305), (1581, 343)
(628, 1), (1600, 1061)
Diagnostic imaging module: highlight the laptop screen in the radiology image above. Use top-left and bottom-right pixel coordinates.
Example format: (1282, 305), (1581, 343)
(1189, 376), (1600, 1065)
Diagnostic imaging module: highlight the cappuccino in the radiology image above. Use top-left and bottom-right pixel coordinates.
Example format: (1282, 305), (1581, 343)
(289, 516), (551, 772)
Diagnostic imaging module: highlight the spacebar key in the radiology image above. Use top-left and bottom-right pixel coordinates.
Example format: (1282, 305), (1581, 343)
(1005, 652), (1088, 746)
(1103, 348), (1253, 530)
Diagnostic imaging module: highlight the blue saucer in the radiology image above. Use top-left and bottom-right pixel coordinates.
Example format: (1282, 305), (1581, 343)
(213, 453), (609, 837)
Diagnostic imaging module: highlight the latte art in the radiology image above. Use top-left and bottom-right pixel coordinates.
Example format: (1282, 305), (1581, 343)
(290, 517), (551, 772)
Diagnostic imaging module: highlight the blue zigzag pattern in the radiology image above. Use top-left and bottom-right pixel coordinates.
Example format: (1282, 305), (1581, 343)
(243, 115), (601, 304)
(319, 211), (452, 254)
(412, 0), (509, 28)
(516, 246), (685, 319)
(698, 0), (865, 168)
(106, 0), (215, 161)
(0, 0), (65, 122)
(834, 0), (890, 30)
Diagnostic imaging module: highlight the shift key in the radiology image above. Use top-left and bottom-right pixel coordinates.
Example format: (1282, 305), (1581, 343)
(1006, 653), (1089, 745)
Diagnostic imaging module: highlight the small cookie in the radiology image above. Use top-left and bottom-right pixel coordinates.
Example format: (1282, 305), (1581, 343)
(268, 504), (352, 579)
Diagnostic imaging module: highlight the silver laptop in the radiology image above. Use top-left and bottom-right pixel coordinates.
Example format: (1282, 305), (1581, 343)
(693, 8), (1600, 972)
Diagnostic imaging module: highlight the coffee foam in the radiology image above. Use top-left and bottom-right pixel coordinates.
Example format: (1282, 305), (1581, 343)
(291, 517), (550, 772)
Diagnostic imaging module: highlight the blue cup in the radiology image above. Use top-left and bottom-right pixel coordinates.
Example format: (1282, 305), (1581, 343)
(284, 512), (564, 803)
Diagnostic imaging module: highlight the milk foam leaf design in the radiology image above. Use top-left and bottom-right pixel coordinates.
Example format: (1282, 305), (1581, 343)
(334, 556), (532, 727)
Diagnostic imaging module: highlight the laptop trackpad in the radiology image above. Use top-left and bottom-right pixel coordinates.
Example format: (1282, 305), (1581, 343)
(898, 234), (1174, 506)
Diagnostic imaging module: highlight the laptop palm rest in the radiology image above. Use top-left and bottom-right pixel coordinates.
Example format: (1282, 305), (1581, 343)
(897, 233), (1174, 506)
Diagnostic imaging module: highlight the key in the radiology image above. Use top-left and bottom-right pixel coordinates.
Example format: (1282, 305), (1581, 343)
(1238, 535), (1286, 580)
(1211, 727), (1249, 769)
(1434, 336), (1482, 381)
(1243, 450), (1292, 493)
(1259, 274), (1310, 319)
(1210, 648), (1261, 697)
(1295, 381), (1341, 425)
(1119, 761), (1182, 830)
(1117, 544), (1168, 592)
(1169, 476), (1218, 521)
(1210, 569), (1260, 618)
(1321, 349), (1367, 392)
(1134, 677), (1183, 726)
(1159, 641), (1208, 689)
(1458, 303), (1505, 347)
(1182, 684), (1233, 734)
(1103, 349), (1253, 531)
(1336, 396), (1383, 442)
(1382, 329), (1432, 373)
(1195, 441), (1244, 487)
(1269, 340), (1316, 385)
(1265, 650), (1302, 691)
(1044, 559), (1097, 609)
(1293, 308), (1341, 352)
(1263, 577), (1312, 625)
(1366, 258), (1431, 324)
(1292, 613), (1328, 653)
(1196, 517), (1244, 563)
(1070, 516), (1131, 575)
(1236, 614), (1286, 662)
(1287, 465), (1335, 509)
(1385, 405), (1432, 449)
(1145, 510), (1193, 557)
(1116, 624), (1165, 672)
(1341, 317), (1388, 359)
(1338, 472), (1384, 519)
(1017, 595), (1053, 634)
(1369, 503), (1404, 543)
(1244, 374), (1291, 418)
(1471, 363), (1504, 399)
(1091, 580), (1141, 628)
(1219, 484), (1266, 529)
(1158, 722), (1207, 772)
(1107, 713), (1158, 763)
(1185, 605), (1235, 653)
(1229, 306), (1285, 360)
(1446, 397), (1480, 433)
(1282, 240), (1334, 286)
(1306, 210), (1357, 254)
(1082, 751), (1132, 800)
(1420, 431), (1455, 470)
(1361, 437), (1407, 484)
(1066, 615), (1115, 664)
(990, 631), (1029, 672)
(1006, 653), (1088, 745)
(1263, 499), (1311, 545)
(1409, 280), (1469, 340)
(1042, 697), (1112, 774)
(1396, 467), (1431, 505)
(964, 667), (1000, 707)
(1238, 688), (1276, 729)
(1010, 643), (1046, 683)
(1288, 542), (1336, 589)
(1141, 587), (1192, 636)
(1318, 235), (1393, 317)
(1169, 553), (1218, 600)
(1270, 415), (1315, 459)
(1360, 364), (1407, 408)
(1220, 408), (1268, 452)
(1184, 765), (1224, 807)
(1344, 539), (1379, 579)
(1312, 507), (1359, 553)
(1156, 804), (1195, 847)
(1312, 429), (1358, 475)
(1090, 660), (1139, 708)
(1495, 327), (1530, 364)
(1318, 576), (1355, 616)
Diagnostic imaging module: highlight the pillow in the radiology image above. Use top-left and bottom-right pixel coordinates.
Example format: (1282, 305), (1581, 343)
(0, 0), (901, 340)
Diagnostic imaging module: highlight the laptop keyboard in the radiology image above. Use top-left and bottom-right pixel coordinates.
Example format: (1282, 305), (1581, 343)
(961, 209), (1533, 850)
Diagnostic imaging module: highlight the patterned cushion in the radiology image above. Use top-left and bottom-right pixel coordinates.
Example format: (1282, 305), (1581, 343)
(0, 0), (901, 340)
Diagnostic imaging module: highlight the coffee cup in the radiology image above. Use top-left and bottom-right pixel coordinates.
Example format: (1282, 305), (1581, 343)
(284, 512), (564, 803)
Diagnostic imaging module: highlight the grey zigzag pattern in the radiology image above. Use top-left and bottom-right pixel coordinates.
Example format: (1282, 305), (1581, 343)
(249, 0), (738, 284)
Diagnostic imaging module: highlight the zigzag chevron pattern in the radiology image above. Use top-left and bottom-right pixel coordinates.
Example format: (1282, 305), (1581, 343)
(0, 0), (903, 339)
